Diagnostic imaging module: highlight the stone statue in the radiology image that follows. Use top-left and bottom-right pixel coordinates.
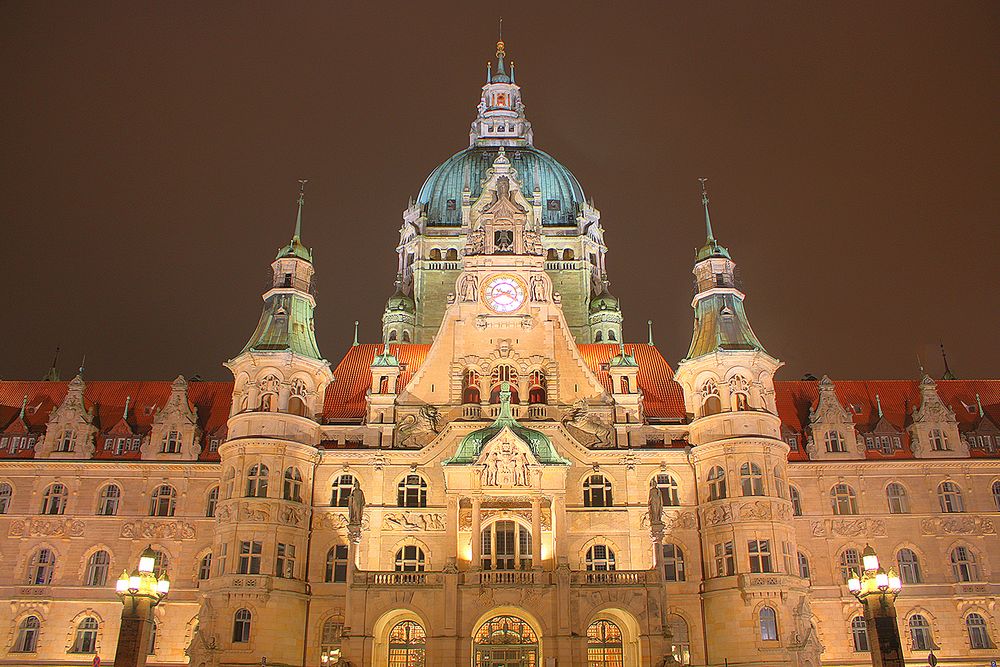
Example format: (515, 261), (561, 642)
(348, 479), (365, 527)
(459, 274), (478, 302)
(648, 478), (664, 527)
(529, 275), (545, 302)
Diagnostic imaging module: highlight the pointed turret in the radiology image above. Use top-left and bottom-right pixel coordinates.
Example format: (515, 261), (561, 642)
(589, 275), (623, 343)
(470, 32), (533, 146)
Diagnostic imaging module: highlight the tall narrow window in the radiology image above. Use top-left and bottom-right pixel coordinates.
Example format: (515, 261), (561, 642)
(840, 548), (861, 582)
(707, 466), (727, 501)
(331, 475), (355, 507)
(489, 365), (519, 403)
(583, 474), (613, 507)
(223, 468), (235, 499)
(950, 546), (979, 582)
(714, 541), (735, 577)
(798, 552), (811, 580)
(276, 543), (296, 578)
(41, 483), (67, 515)
(84, 550), (110, 586)
(13, 616), (40, 653)
(993, 480), (1000, 511)
(216, 543), (228, 575)
(663, 544), (686, 581)
(462, 369), (481, 404)
(232, 609), (252, 643)
(151, 551), (168, 578)
(481, 520), (531, 570)
(831, 483), (859, 515)
(759, 607), (778, 641)
(773, 466), (787, 499)
(97, 484), (121, 516)
(245, 464), (269, 498)
(387, 621), (425, 665)
(283, 467), (302, 502)
(238, 541), (262, 575)
(587, 619), (625, 667)
(206, 486), (219, 517)
(748, 540), (773, 573)
(27, 548), (55, 585)
(908, 615), (932, 651)
(0, 482), (11, 514)
(851, 617), (869, 652)
(824, 430), (847, 453)
(886, 483), (909, 514)
(667, 615), (691, 665)
(397, 474), (428, 508)
(149, 485), (177, 516)
(320, 619), (344, 663)
(585, 544), (617, 571)
(198, 553), (212, 581)
(966, 613), (991, 649)
(325, 545), (349, 582)
(789, 486), (802, 516)
(938, 481), (965, 512)
(700, 379), (722, 416)
(655, 474), (680, 506)
(394, 545), (426, 572)
(71, 617), (99, 653)
(897, 549), (922, 584)
(740, 463), (764, 496)
(528, 370), (547, 404)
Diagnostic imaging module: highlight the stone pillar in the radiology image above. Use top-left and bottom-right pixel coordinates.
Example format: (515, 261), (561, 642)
(863, 596), (905, 667)
(470, 498), (482, 569)
(114, 597), (153, 667)
(531, 497), (542, 569)
(277, 386), (290, 412)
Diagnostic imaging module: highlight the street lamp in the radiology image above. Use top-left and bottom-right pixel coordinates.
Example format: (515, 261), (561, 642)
(848, 544), (904, 667)
(113, 545), (170, 667)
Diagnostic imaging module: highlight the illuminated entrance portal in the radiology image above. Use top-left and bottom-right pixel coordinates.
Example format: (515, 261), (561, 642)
(473, 615), (539, 667)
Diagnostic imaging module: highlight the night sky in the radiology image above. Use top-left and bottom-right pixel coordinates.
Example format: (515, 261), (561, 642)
(1, 2), (998, 382)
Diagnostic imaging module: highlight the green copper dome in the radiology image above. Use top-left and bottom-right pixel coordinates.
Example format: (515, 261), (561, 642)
(417, 146), (585, 227)
(385, 283), (416, 314)
(589, 285), (620, 313)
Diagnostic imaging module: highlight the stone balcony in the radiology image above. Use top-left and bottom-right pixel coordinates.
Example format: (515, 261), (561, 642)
(352, 569), (659, 589)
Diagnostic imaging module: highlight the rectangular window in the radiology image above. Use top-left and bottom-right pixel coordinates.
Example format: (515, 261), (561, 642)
(714, 541), (735, 577)
(238, 541), (262, 574)
(114, 438), (126, 455)
(209, 438), (220, 453)
(782, 541), (794, 574)
(787, 436), (798, 451)
(276, 543), (295, 579)
(162, 431), (181, 454)
(217, 543), (228, 576)
(748, 540), (773, 573)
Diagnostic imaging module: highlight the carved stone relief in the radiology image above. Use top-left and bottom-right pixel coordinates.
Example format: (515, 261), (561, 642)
(382, 512), (446, 531)
(810, 518), (886, 538)
(8, 518), (86, 538)
(120, 520), (196, 540)
(920, 516), (995, 535)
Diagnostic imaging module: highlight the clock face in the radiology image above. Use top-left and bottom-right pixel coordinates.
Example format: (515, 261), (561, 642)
(482, 274), (527, 313)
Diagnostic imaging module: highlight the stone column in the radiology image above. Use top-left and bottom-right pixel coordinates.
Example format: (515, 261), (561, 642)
(863, 596), (905, 667)
(531, 497), (542, 569)
(470, 498), (482, 569)
(114, 597), (153, 667)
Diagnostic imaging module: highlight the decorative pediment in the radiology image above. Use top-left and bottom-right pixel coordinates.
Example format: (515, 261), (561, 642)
(47, 375), (93, 427)
(153, 376), (199, 426)
(466, 149), (540, 256)
(911, 374), (956, 425)
(475, 427), (538, 488)
(808, 376), (853, 427)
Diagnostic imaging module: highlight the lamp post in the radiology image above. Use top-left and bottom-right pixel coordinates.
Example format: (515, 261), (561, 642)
(848, 544), (904, 667)
(113, 545), (170, 667)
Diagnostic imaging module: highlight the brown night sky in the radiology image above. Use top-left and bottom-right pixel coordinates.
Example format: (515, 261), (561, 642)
(1, 2), (998, 382)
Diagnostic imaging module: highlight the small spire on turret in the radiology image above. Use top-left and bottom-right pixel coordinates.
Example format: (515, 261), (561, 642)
(43, 346), (60, 381)
(875, 393), (883, 419)
(699, 177), (714, 242)
(352, 321), (360, 347)
(122, 396), (131, 422)
(976, 393), (984, 418)
(940, 342), (956, 380)
(647, 320), (654, 346)
(694, 178), (730, 261)
(19, 395), (27, 420)
(78, 354), (86, 378)
(293, 179), (307, 242)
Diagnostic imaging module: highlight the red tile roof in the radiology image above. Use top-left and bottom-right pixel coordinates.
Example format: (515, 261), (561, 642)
(576, 344), (687, 420)
(322, 344), (431, 421)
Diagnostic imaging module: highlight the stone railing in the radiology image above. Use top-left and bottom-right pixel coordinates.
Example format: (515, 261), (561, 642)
(362, 571), (442, 587)
(424, 261), (461, 270)
(488, 405), (520, 419)
(526, 405), (547, 420)
(571, 570), (652, 586)
(462, 405), (481, 419)
(466, 570), (547, 586)
(544, 261), (585, 271)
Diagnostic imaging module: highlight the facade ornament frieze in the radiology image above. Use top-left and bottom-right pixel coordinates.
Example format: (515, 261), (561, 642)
(8, 518), (86, 538)
(920, 515), (995, 536)
(119, 520), (196, 540)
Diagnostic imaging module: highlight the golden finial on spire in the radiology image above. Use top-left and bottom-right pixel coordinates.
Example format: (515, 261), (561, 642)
(497, 16), (505, 58)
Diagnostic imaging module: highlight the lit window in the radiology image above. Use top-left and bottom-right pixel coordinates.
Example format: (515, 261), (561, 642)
(585, 544), (616, 571)
(655, 473), (680, 506)
(583, 474), (613, 507)
(938, 481), (965, 513)
(663, 544), (686, 581)
(759, 607), (778, 641)
(245, 463), (269, 498)
(331, 475), (355, 507)
(851, 617), (869, 652)
(748, 540), (773, 573)
(481, 520), (532, 571)
(587, 619), (624, 666)
(397, 474), (427, 508)
(84, 550), (110, 587)
(950, 546), (980, 582)
(41, 483), (67, 515)
(237, 541), (262, 575)
(232, 609), (252, 643)
(325, 545), (348, 582)
(97, 484), (121, 516)
(886, 483), (909, 514)
(839, 548), (860, 583)
(740, 463), (764, 497)
(283, 467), (303, 502)
(149, 485), (177, 516)
(830, 483), (858, 515)
(71, 617), (99, 653)
(387, 620), (425, 665)
(707, 466), (727, 501)
(13, 616), (40, 653)
(908, 614), (932, 651)
(394, 545), (426, 572)
(897, 549), (922, 584)
(966, 613), (992, 649)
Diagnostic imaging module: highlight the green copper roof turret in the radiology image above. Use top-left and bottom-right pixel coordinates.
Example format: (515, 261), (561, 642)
(445, 382), (568, 465)
(276, 180), (313, 262)
(372, 342), (399, 367)
(240, 292), (323, 360)
(695, 177), (730, 261)
(610, 341), (638, 368)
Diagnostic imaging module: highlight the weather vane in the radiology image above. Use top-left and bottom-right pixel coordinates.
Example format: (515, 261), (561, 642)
(497, 17), (505, 58)
(698, 177), (709, 204)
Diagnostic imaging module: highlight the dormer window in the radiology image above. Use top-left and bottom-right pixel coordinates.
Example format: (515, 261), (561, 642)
(282, 273), (292, 288)
(446, 199), (457, 211)
(162, 430), (182, 454)
(57, 430), (77, 453)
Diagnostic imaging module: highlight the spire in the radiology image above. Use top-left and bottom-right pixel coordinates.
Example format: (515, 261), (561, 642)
(122, 396), (131, 422)
(352, 321), (360, 346)
(976, 393), (984, 418)
(43, 346), (60, 381)
(275, 179), (313, 262)
(699, 177), (715, 242)
(293, 179), (306, 241)
(19, 395), (27, 420)
(491, 19), (510, 83)
(875, 393), (883, 419)
(647, 320), (654, 346)
(694, 178), (730, 261)
(940, 342), (956, 380)
(78, 354), (86, 378)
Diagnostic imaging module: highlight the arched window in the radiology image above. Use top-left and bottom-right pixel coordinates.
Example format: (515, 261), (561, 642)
(759, 607), (778, 641)
(288, 395), (307, 417)
(663, 543), (686, 581)
(951, 546), (980, 582)
(473, 616), (537, 666)
(462, 369), (481, 404)
(331, 474), (355, 507)
(388, 330), (398, 342)
(223, 468), (235, 499)
(283, 467), (302, 502)
(546, 248), (558, 261)
(729, 375), (750, 410)
(97, 484), (121, 516)
(595, 331), (603, 342)
(394, 545), (426, 572)
(583, 474), (613, 507)
(789, 486), (802, 516)
(886, 482), (909, 514)
(587, 620), (624, 666)
(667, 614), (691, 665)
(908, 614), (932, 651)
(149, 485), (177, 516)
(198, 553), (212, 581)
(428, 248), (442, 261)
(966, 613), (992, 649)
(0, 482), (11, 514)
(325, 545), (348, 582)
(388, 620), (426, 665)
(707, 466), (727, 501)
(13, 616), (40, 653)
(232, 609), (252, 643)
(489, 365), (519, 404)
(798, 552), (811, 580)
(851, 616), (869, 652)
(993, 480), (1000, 511)
(397, 474), (428, 508)
(402, 330), (411, 343)
(938, 481), (965, 513)
(929, 428), (950, 451)
(830, 483), (859, 515)
(206, 486), (219, 517)
(320, 618), (343, 662)
(27, 548), (55, 585)
(701, 379), (722, 416)
(896, 549), (921, 583)
(740, 463), (764, 497)
(773, 465), (787, 499)
(839, 548), (861, 583)
(71, 617), (99, 653)
(562, 248), (574, 260)
(824, 430), (847, 453)
(481, 520), (532, 570)
(585, 544), (616, 571)
(607, 330), (617, 342)
(655, 473), (680, 506)
(150, 550), (168, 578)
(528, 370), (547, 404)
(41, 483), (67, 515)
(245, 464), (269, 498)
(84, 550), (110, 586)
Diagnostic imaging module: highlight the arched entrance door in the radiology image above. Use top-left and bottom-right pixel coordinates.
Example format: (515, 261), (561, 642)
(473, 615), (538, 667)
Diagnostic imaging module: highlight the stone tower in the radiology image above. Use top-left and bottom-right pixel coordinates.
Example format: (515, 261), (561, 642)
(192, 183), (334, 667)
(673, 181), (821, 666)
